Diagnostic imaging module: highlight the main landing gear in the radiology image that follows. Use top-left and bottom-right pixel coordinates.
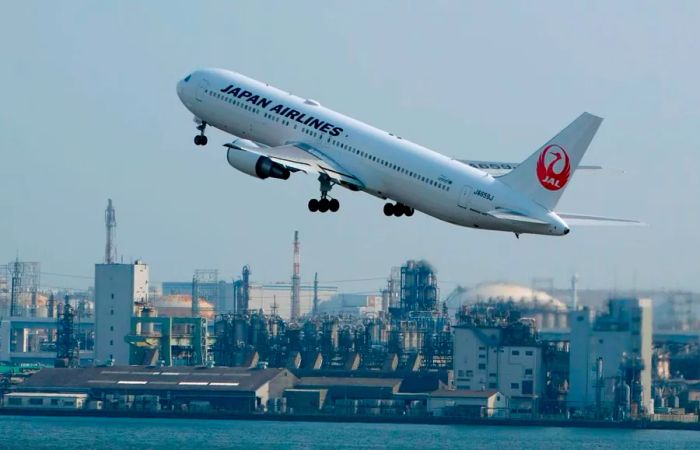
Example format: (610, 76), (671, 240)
(383, 202), (414, 217)
(308, 197), (340, 213)
(194, 121), (208, 146)
(308, 174), (340, 213)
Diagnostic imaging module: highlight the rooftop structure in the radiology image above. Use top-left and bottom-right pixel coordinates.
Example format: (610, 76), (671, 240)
(94, 261), (149, 365)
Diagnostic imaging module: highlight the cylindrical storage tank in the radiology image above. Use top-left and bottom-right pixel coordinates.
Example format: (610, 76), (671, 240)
(670, 395), (680, 409)
(35, 306), (48, 318)
(545, 312), (556, 329)
(234, 319), (246, 344)
(557, 312), (568, 329)
(142, 307), (157, 335)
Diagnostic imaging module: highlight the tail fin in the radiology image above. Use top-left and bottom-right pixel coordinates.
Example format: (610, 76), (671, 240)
(498, 112), (603, 210)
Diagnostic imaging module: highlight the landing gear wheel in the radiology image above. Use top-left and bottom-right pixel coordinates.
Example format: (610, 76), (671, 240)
(318, 198), (330, 213)
(329, 198), (340, 212)
(383, 203), (394, 216)
(308, 199), (319, 212)
(194, 121), (208, 146)
(405, 207), (414, 217)
(394, 207), (404, 217)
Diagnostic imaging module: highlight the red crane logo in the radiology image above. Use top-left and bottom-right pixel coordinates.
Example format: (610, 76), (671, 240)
(536, 144), (571, 191)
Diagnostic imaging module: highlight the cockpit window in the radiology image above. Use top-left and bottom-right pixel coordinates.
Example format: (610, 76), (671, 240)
(184, 74), (191, 82)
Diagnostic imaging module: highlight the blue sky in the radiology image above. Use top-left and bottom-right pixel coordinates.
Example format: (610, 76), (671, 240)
(1, 2), (698, 294)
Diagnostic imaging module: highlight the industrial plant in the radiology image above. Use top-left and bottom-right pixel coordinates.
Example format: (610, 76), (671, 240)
(0, 200), (699, 428)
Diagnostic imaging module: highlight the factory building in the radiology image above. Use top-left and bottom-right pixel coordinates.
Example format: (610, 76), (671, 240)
(568, 298), (653, 416)
(94, 261), (149, 365)
(12, 366), (297, 413)
(125, 310), (208, 366)
(453, 320), (544, 414)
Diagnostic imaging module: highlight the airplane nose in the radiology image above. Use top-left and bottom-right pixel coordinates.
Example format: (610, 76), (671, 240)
(176, 79), (185, 99)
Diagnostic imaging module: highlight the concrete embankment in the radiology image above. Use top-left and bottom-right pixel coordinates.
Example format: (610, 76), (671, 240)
(1, 408), (698, 431)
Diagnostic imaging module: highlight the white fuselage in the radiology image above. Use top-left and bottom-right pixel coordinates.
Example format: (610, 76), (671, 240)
(177, 68), (568, 236)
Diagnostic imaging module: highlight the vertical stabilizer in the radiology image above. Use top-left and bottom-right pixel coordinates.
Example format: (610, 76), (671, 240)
(499, 113), (603, 210)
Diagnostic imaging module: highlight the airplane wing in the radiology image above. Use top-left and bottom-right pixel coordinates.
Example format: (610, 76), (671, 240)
(224, 140), (364, 190)
(457, 159), (602, 176)
(556, 213), (646, 227)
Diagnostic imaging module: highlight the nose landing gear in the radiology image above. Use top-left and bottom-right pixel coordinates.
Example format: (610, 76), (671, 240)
(194, 121), (208, 146)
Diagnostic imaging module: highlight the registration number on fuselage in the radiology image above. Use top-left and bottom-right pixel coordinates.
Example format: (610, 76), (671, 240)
(473, 189), (494, 201)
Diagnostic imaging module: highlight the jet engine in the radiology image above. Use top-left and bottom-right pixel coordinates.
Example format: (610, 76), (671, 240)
(226, 148), (290, 180)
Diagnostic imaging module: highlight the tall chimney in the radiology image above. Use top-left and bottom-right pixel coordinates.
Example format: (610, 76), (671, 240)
(104, 199), (117, 264)
(291, 231), (301, 320)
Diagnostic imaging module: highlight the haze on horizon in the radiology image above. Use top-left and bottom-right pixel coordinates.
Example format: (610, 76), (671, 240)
(1, 2), (698, 295)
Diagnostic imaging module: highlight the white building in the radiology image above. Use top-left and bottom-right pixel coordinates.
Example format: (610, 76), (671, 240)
(3, 392), (88, 410)
(94, 261), (149, 365)
(453, 324), (544, 413)
(427, 390), (507, 417)
(568, 298), (653, 415)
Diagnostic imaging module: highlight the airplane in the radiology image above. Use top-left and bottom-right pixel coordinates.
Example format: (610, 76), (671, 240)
(176, 68), (640, 237)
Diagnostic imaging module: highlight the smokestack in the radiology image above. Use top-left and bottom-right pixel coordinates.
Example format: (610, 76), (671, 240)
(291, 231), (301, 321)
(312, 272), (319, 316)
(105, 199), (117, 264)
(191, 275), (200, 317)
(241, 265), (250, 313)
(571, 274), (579, 311)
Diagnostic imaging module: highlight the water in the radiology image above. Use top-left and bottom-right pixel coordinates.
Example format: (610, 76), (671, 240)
(0, 415), (697, 449)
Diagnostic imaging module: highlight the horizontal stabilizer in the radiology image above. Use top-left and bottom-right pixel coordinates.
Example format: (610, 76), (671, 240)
(557, 212), (646, 227)
(487, 209), (548, 225)
(458, 159), (602, 176)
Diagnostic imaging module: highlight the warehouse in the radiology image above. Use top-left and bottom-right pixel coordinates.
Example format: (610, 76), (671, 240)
(10, 366), (297, 413)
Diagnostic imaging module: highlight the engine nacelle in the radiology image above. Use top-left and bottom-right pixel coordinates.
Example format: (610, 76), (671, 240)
(226, 148), (290, 180)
